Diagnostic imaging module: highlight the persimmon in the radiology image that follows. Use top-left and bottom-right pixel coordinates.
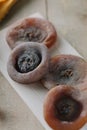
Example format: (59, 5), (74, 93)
(6, 18), (57, 49)
(44, 85), (87, 130)
(41, 55), (87, 89)
(7, 42), (49, 84)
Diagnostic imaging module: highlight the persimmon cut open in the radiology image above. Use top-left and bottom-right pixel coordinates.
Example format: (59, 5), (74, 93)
(7, 42), (49, 84)
(6, 18), (57, 49)
(44, 85), (87, 130)
(41, 55), (87, 89)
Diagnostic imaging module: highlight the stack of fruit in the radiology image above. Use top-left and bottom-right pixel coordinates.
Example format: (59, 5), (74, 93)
(6, 17), (87, 130)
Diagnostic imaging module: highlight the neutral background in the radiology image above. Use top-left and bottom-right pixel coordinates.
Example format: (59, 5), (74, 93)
(0, 0), (87, 130)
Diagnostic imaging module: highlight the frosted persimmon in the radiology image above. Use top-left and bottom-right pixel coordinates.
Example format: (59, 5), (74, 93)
(44, 85), (87, 130)
(7, 42), (49, 84)
(41, 55), (87, 89)
(6, 18), (57, 49)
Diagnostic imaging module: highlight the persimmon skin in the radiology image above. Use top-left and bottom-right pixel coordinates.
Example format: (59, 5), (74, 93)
(7, 42), (49, 84)
(43, 85), (87, 130)
(6, 18), (57, 49)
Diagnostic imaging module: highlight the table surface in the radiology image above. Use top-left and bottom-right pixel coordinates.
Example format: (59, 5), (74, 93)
(0, 0), (87, 130)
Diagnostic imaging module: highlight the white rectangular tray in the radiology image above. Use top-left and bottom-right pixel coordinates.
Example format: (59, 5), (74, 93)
(0, 13), (87, 130)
